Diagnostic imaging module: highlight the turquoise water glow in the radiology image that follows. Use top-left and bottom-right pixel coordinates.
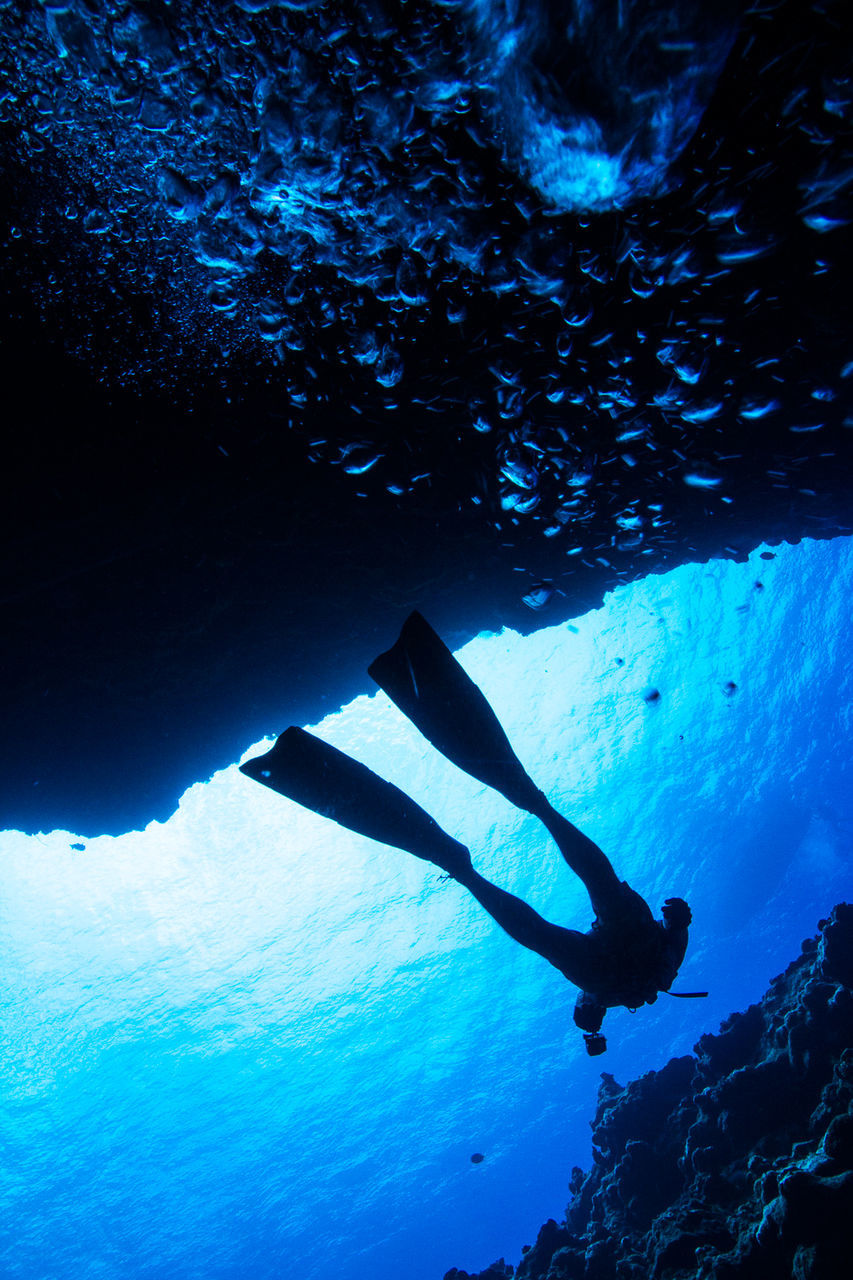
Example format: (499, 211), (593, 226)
(2, 537), (851, 1280)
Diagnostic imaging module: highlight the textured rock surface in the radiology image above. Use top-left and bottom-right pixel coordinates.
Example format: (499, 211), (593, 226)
(446, 903), (853, 1280)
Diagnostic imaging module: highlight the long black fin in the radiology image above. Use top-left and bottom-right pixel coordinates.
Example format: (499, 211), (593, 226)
(368, 612), (540, 813)
(241, 727), (468, 876)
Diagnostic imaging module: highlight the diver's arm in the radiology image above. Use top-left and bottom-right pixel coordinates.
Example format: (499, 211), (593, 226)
(659, 898), (691, 988)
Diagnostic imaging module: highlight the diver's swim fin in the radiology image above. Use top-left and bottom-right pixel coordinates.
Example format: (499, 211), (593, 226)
(368, 611), (541, 813)
(240, 727), (470, 877)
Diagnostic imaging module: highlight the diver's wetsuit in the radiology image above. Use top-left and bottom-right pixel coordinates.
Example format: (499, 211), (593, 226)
(448, 788), (691, 1052)
(242, 610), (693, 1055)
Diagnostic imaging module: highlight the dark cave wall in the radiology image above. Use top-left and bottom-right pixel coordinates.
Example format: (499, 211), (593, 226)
(3, 299), (852, 837)
(1, 0), (852, 836)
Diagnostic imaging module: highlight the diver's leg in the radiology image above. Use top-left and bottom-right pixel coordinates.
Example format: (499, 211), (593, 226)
(241, 727), (473, 878)
(453, 864), (596, 989)
(369, 613), (623, 916)
(524, 792), (622, 920)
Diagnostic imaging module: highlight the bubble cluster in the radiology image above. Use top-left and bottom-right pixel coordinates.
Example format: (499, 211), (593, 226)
(1, 0), (851, 584)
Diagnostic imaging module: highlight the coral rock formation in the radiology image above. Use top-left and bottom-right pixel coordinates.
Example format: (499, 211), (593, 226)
(446, 903), (853, 1280)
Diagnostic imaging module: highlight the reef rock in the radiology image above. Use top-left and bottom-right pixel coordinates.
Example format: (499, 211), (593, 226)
(446, 903), (853, 1280)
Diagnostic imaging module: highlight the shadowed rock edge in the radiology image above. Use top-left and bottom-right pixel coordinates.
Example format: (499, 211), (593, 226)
(446, 902), (853, 1280)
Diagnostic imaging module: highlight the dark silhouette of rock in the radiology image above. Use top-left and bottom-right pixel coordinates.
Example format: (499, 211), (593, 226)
(446, 903), (853, 1280)
(2, 0), (853, 836)
(445, 1260), (515, 1280)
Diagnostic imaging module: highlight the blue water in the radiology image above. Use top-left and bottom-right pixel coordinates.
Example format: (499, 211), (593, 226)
(2, 536), (851, 1280)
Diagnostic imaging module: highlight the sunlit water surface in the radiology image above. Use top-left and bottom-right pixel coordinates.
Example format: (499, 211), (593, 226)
(2, 537), (852, 1280)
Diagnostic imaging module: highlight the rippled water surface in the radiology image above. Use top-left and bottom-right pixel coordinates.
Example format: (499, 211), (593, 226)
(2, 537), (852, 1280)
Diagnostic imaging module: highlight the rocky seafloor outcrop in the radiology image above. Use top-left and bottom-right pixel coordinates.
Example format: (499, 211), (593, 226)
(446, 903), (853, 1280)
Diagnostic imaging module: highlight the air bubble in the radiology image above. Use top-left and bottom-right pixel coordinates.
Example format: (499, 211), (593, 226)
(375, 345), (403, 388)
(351, 330), (380, 366)
(395, 254), (429, 306)
(522, 583), (554, 609)
(207, 279), (239, 316)
(159, 168), (203, 222)
(500, 456), (538, 491)
(82, 208), (110, 235)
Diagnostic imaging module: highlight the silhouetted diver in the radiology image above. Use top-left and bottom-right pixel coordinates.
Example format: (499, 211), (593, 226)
(241, 612), (699, 1054)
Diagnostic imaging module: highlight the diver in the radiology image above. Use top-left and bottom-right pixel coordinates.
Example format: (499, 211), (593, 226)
(241, 612), (700, 1055)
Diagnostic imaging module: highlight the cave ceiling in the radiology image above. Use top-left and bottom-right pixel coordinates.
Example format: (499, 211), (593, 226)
(1, 0), (851, 834)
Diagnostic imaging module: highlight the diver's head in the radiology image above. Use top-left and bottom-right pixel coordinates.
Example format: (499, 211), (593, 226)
(661, 897), (692, 929)
(573, 992), (606, 1033)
